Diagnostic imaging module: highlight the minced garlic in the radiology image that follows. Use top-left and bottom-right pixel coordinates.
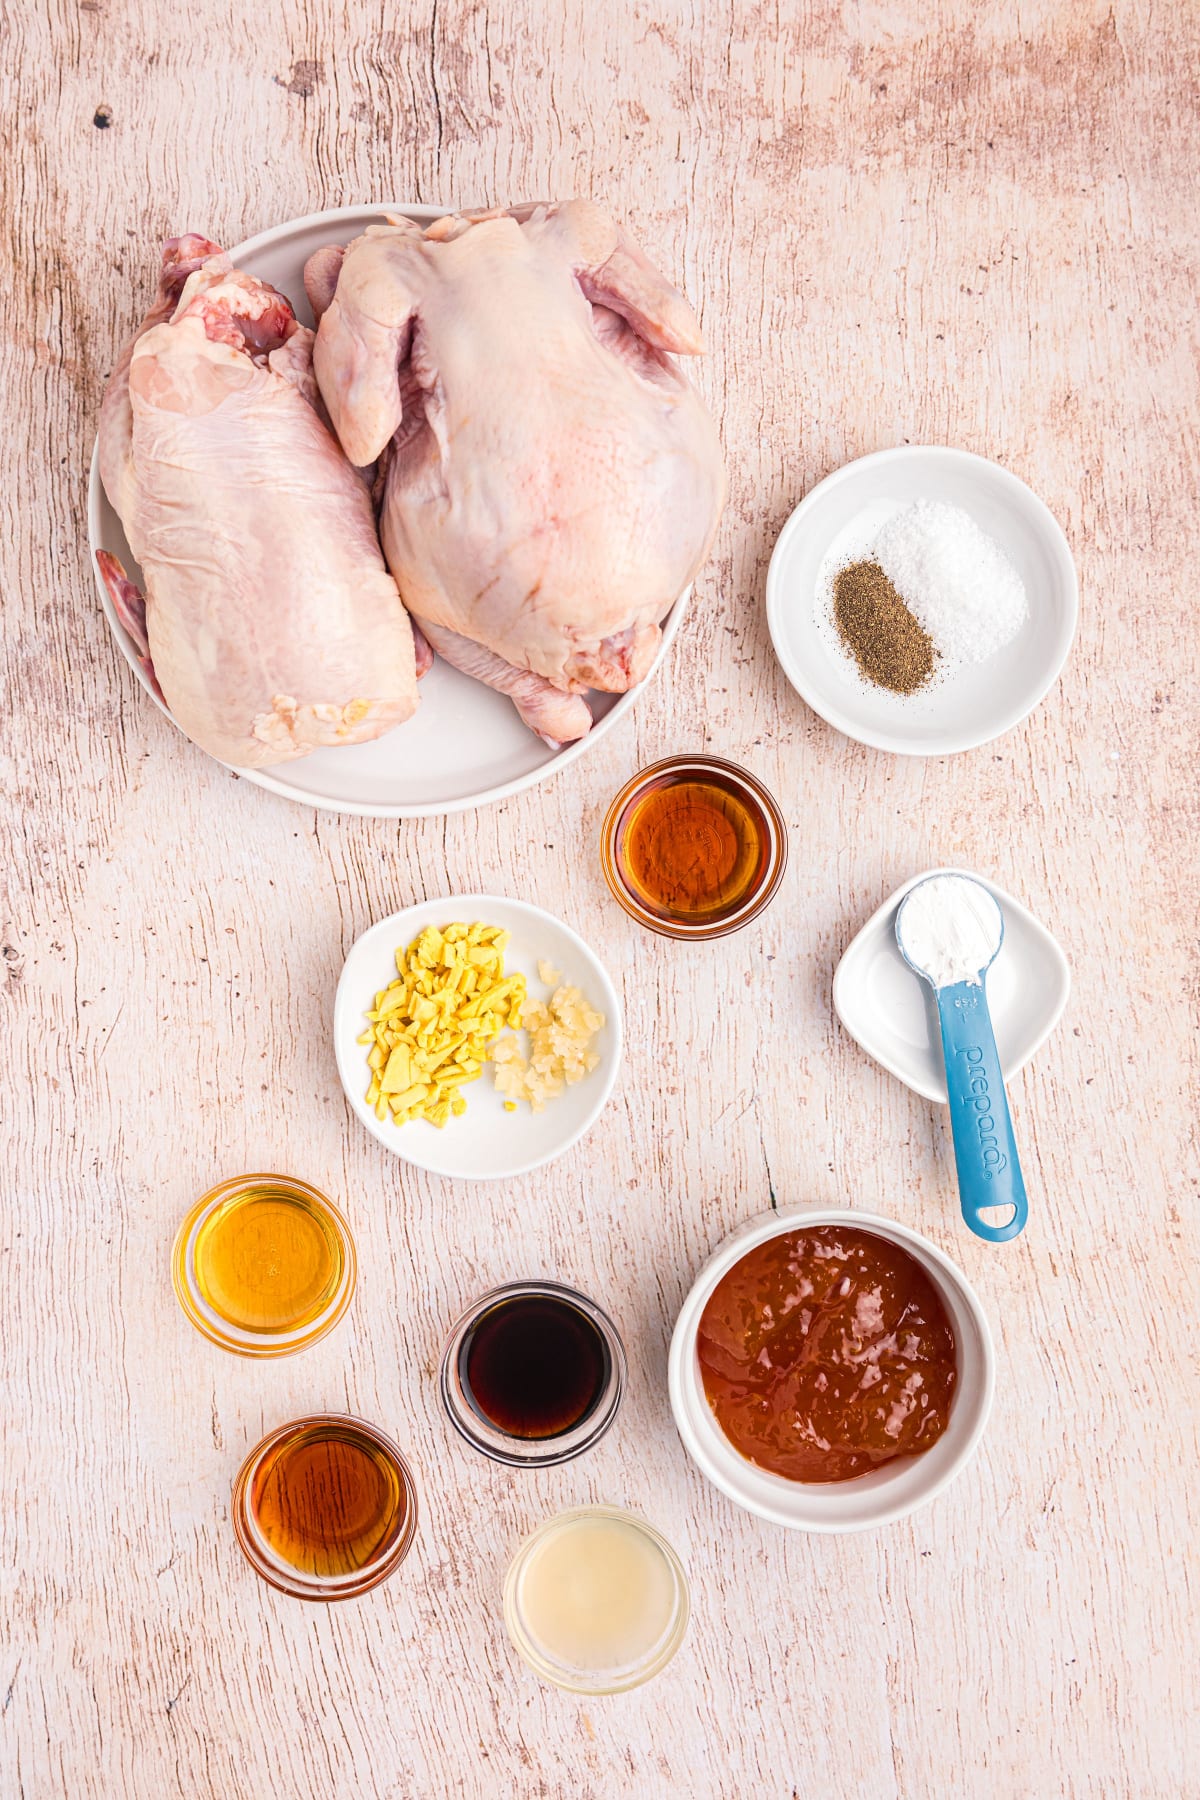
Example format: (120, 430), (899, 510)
(491, 982), (605, 1113)
(359, 922), (526, 1129)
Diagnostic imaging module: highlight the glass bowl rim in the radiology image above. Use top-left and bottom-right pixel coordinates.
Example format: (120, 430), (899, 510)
(171, 1172), (357, 1358)
(502, 1504), (691, 1694)
(599, 752), (789, 940)
(231, 1412), (419, 1601)
(439, 1279), (627, 1468)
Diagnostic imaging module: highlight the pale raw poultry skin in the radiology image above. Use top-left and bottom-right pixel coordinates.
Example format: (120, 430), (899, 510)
(308, 202), (726, 742)
(98, 240), (419, 769)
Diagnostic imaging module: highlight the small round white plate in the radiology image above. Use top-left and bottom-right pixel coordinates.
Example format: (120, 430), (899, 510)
(766, 446), (1077, 755)
(87, 204), (690, 817)
(334, 894), (622, 1180)
(832, 866), (1070, 1103)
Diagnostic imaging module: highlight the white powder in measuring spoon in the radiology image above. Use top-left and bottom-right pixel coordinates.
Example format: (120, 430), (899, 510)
(873, 500), (1027, 663)
(898, 875), (1004, 988)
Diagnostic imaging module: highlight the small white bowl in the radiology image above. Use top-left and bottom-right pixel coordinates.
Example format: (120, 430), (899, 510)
(334, 895), (621, 1180)
(669, 1207), (994, 1532)
(766, 445), (1078, 755)
(833, 866), (1070, 1103)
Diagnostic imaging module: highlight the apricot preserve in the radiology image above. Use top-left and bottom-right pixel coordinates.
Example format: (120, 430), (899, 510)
(697, 1226), (957, 1482)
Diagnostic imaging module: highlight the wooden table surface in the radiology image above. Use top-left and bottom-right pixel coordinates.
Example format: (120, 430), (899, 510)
(3, 1), (1197, 1795)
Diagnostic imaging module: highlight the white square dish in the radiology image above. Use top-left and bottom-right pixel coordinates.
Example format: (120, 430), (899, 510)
(832, 867), (1070, 1103)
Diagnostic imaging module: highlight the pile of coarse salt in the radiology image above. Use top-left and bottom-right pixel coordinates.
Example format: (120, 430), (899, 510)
(873, 499), (1027, 664)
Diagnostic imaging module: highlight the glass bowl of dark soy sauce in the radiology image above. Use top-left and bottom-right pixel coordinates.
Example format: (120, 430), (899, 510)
(439, 1280), (627, 1467)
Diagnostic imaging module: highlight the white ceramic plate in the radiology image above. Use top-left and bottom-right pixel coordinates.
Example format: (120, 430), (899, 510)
(87, 203), (690, 817)
(833, 866), (1070, 1103)
(669, 1207), (995, 1532)
(333, 894), (622, 1180)
(766, 446), (1078, 755)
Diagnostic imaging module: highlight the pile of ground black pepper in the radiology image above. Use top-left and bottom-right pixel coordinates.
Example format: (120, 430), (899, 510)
(832, 559), (936, 694)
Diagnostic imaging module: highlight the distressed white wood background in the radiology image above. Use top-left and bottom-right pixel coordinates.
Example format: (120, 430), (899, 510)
(2, 1), (1196, 1795)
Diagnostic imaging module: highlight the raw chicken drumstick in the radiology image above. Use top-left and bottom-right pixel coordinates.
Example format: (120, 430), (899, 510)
(306, 201), (725, 744)
(96, 238), (419, 768)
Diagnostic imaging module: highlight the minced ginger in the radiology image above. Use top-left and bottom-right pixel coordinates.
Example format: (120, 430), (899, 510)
(360, 922), (526, 1128)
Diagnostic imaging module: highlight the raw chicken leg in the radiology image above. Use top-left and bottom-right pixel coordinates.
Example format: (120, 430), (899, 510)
(308, 202), (725, 741)
(97, 239), (419, 768)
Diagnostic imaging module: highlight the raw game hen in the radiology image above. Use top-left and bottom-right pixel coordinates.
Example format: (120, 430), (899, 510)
(97, 238), (419, 768)
(307, 202), (725, 742)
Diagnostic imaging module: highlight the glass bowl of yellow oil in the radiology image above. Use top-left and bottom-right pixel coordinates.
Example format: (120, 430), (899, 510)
(171, 1174), (356, 1356)
(600, 754), (788, 940)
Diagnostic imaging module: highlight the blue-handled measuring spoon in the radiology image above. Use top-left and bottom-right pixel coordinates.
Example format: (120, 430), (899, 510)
(896, 874), (1028, 1243)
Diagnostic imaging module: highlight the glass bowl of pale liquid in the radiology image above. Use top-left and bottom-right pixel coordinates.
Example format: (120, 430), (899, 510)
(502, 1506), (690, 1693)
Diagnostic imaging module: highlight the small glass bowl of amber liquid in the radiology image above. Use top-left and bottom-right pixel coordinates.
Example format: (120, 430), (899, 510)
(601, 754), (788, 940)
(232, 1415), (418, 1601)
(172, 1174), (356, 1357)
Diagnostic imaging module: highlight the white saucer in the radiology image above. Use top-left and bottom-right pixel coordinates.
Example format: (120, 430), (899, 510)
(766, 446), (1078, 755)
(832, 867), (1070, 1103)
(334, 894), (622, 1180)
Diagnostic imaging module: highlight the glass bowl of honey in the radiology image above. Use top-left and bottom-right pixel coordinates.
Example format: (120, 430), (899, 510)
(172, 1174), (357, 1357)
(232, 1414), (418, 1601)
(439, 1280), (627, 1467)
(600, 754), (788, 939)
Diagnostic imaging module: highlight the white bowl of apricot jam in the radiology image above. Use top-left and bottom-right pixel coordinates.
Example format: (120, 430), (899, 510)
(668, 1209), (994, 1531)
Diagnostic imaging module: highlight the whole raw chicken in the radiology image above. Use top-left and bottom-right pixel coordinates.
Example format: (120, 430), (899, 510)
(97, 237), (420, 768)
(306, 202), (726, 742)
